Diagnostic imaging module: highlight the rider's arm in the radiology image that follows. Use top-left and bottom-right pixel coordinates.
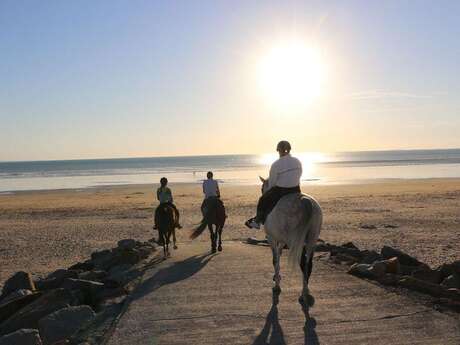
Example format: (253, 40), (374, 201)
(216, 181), (220, 198)
(156, 188), (161, 201)
(268, 163), (278, 189)
(167, 188), (173, 203)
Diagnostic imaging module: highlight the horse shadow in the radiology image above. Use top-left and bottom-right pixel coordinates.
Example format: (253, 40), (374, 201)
(130, 251), (216, 302)
(252, 290), (320, 345)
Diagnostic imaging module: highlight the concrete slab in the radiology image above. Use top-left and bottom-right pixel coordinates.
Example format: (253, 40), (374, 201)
(108, 241), (460, 345)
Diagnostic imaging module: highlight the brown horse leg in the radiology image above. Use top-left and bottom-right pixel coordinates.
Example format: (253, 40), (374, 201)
(172, 228), (178, 250)
(209, 224), (216, 253)
(217, 225), (223, 252)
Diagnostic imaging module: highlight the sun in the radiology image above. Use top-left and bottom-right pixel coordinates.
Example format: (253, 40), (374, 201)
(258, 39), (326, 109)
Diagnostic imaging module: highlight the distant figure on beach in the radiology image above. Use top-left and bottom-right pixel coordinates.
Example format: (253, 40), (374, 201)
(201, 171), (220, 216)
(245, 140), (302, 229)
(154, 177), (182, 230)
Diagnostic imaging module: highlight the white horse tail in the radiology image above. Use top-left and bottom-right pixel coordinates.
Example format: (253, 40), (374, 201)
(287, 197), (323, 270)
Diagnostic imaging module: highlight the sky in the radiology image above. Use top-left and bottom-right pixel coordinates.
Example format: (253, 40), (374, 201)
(1, 0), (460, 161)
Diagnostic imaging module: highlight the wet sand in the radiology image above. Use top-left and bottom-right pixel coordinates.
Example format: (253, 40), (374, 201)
(0, 179), (459, 285)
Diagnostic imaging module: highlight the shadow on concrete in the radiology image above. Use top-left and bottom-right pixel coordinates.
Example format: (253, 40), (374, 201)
(304, 316), (320, 345)
(131, 251), (216, 302)
(252, 290), (286, 345)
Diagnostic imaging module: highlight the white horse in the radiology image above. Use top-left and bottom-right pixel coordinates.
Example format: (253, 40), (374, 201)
(260, 177), (322, 308)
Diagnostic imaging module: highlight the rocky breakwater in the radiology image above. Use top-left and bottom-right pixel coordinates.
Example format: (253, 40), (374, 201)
(0, 239), (156, 345)
(316, 240), (460, 311)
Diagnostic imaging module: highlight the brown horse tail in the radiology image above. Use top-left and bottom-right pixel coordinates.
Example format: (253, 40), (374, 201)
(189, 218), (208, 240)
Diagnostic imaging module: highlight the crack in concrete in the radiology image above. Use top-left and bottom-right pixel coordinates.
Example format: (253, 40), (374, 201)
(147, 309), (433, 324)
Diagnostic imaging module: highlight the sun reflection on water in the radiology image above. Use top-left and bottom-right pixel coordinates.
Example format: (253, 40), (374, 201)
(258, 152), (326, 180)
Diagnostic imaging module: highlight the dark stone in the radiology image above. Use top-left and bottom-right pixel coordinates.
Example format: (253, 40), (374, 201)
(360, 224), (377, 229)
(361, 250), (383, 264)
(441, 274), (460, 289)
(314, 243), (335, 252)
(0, 288), (78, 336)
(348, 263), (375, 279)
(68, 261), (94, 272)
(376, 273), (400, 286)
(38, 306), (95, 345)
(439, 261), (460, 278)
(397, 276), (445, 297)
(35, 278), (62, 292)
(1, 272), (36, 298)
(0, 328), (42, 345)
(333, 253), (359, 264)
(341, 242), (359, 250)
(381, 246), (427, 267)
(78, 270), (108, 282)
(61, 279), (105, 306)
(117, 239), (136, 250)
(331, 247), (363, 259)
(412, 268), (443, 284)
(0, 293), (42, 325)
(94, 287), (127, 303)
(0, 289), (33, 305)
(47, 269), (78, 282)
(399, 264), (419, 276)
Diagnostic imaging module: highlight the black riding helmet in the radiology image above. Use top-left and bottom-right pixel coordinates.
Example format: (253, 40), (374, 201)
(160, 177), (168, 186)
(276, 140), (291, 154)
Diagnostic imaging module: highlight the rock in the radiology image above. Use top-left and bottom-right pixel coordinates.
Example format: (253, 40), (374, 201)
(376, 273), (400, 286)
(333, 253), (359, 264)
(361, 250), (382, 264)
(314, 242), (335, 252)
(94, 287), (127, 303)
(441, 274), (460, 289)
(369, 261), (387, 278)
(341, 242), (359, 250)
(383, 257), (400, 274)
(381, 246), (427, 267)
(0, 328), (42, 345)
(107, 265), (142, 287)
(398, 276), (445, 297)
(360, 224), (377, 229)
(1, 272), (36, 298)
(38, 306), (95, 345)
(0, 288), (78, 336)
(382, 224), (399, 229)
(117, 239), (136, 250)
(0, 293), (42, 325)
(348, 263), (375, 279)
(78, 270), (108, 282)
(47, 269), (79, 282)
(91, 248), (142, 271)
(439, 261), (460, 278)
(61, 279), (105, 303)
(0, 289), (33, 305)
(412, 268), (443, 284)
(68, 261), (94, 272)
(35, 278), (63, 292)
(330, 246), (363, 260)
(399, 264), (419, 276)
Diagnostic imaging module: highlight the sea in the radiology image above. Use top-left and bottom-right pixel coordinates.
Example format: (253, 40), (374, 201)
(1, 149), (460, 192)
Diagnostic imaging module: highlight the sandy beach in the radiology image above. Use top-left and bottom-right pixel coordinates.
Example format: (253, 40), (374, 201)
(0, 178), (459, 285)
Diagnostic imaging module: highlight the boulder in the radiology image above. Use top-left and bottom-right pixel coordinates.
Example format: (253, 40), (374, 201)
(397, 276), (445, 297)
(35, 278), (63, 292)
(315, 242), (335, 252)
(78, 270), (108, 282)
(441, 274), (460, 289)
(68, 261), (94, 272)
(47, 269), (79, 282)
(348, 263), (375, 279)
(341, 242), (359, 250)
(0, 293), (42, 325)
(38, 306), (95, 345)
(368, 261), (387, 278)
(439, 261), (460, 278)
(0, 328), (42, 345)
(61, 279), (105, 306)
(376, 273), (400, 286)
(399, 264), (419, 276)
(361, 250), (382, 264)
(1, 272), (36, 298)
(0, 289), (33, 305)
(383, 257), (400, 274)
(381, 246), (427, 267)
(117, 239), (136, 250)
(332, 253), (359, 265)
(411, 268), (443, 284)
(0, 288), (78, 336)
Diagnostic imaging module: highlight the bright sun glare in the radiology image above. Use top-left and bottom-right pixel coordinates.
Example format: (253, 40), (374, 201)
(258, 40), (326, 109)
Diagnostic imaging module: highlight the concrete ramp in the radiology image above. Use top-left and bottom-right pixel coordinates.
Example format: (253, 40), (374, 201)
(108, 241), (460, 345)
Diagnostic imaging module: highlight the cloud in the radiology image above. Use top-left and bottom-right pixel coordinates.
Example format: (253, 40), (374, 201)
(347, 90), (433, 101)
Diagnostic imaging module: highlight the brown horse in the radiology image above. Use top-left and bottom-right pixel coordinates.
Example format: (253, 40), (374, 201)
(157, 204), (178, 257)
(190, 197), (226, 253)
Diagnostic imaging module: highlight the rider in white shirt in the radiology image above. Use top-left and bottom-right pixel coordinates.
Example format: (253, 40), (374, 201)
(245, 141), (302, 229)
(201, 171), (221, 215)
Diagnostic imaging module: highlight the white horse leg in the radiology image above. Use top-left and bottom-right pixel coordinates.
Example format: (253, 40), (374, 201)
(272, 242), (283, 292)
